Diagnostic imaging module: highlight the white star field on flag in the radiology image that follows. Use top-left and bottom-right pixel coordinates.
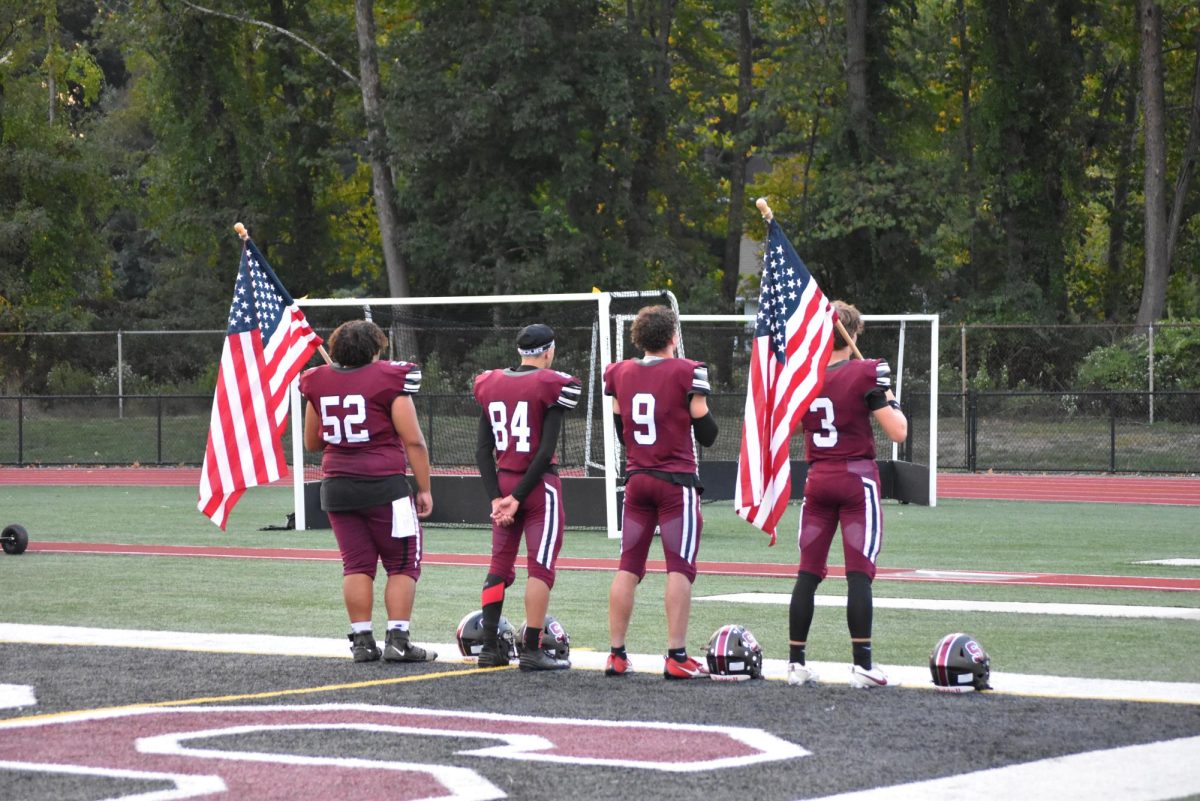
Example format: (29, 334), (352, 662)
(756, 241), (805, 362)
(227, 252), (286, 338)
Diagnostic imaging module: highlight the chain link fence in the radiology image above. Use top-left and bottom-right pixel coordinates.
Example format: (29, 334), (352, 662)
(1, 324), (1198, 473)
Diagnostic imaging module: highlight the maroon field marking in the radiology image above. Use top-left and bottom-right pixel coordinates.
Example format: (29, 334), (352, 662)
(27, 541), (1200, 592)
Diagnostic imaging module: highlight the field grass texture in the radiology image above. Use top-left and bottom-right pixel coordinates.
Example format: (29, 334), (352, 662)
(1, 485), (1197, 683)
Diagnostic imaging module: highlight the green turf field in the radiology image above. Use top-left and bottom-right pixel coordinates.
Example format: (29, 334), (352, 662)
(1, 485), (1197, 682)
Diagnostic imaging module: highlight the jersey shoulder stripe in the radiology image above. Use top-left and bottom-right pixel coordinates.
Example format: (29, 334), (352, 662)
(691, 362), (711, 394)
(873, 359), (891, 389)
(556, 380), (582, 409)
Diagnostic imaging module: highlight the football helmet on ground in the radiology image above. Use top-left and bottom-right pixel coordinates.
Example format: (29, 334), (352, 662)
(455, 610), (518, 660)
(705, 624), (763, 681)
(930, 632), (992, 692)
(518, 616), (571, 660)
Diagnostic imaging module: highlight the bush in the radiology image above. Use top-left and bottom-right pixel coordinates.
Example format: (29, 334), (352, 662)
(1076, 340), (1146, 391)
(45, 362), (98, 395)
(1076, 323), (1200, 391)
(1155, 323), (1200, 389)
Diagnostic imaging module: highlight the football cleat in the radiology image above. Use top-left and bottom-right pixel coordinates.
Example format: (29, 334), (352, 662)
(518, 647), (570, 671)
(663, 655), (709, 680)
(787, 663), (819, 687)
(848, 665), (893, 688)
(605, 653), (631, 677)
(383, 630), (436, 662)
(476, 641), (511, 668)
(348, 631), (381, 663)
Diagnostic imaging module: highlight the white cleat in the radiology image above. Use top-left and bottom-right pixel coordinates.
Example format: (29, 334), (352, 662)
(787, 662), (820, 686)
(848, 665), (896, 689)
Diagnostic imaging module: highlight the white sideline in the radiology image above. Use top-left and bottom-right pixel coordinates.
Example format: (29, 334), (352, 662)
(696, 592), (1200, 620)
(1, 623), (1199, 705)
(799, 736), (1200, 801)
(1135, 558), (1200, 567)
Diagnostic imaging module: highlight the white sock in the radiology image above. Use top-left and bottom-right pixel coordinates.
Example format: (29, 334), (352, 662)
(350, 621), (373, 634)
(388, 620), (410, 632)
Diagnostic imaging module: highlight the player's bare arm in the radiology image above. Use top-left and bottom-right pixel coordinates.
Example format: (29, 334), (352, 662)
(303, 401), (325, 452)
(392, 395), (433, 517)
(873, 391), (908, 443)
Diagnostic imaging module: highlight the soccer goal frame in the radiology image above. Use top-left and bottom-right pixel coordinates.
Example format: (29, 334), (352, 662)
(288, 291), (679, 536)
(668, 313), (940, 508)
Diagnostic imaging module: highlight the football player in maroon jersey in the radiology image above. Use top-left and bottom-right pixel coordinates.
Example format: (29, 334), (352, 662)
(603, 306), (719, 680)
(299, 320), (437, 664)
(788, 301), (907, 688)
(473, 324), (582, 671)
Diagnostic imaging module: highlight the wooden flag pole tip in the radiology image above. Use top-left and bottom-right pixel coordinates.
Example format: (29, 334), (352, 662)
(755, 197), (773, 222)
(233, 222), (249, 241)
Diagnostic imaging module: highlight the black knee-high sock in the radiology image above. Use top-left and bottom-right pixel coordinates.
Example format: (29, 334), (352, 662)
(846, 571), (874, 669)
(480, 574), (506, 640)
(789, 571), (821, 663)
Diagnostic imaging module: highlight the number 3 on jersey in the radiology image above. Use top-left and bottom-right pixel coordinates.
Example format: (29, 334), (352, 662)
(489, 400), (532, 452)
(809, 397), (838, 448)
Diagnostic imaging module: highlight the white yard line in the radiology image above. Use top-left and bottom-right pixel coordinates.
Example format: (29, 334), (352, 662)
(1, 623), (1199, 705)
(1135, 558), (1200, 567)
(697, 592), (1200, 620)
(799, 736), (1200, 801)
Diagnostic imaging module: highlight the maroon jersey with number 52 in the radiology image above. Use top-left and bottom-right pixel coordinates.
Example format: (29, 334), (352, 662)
(299, 360), (420, 478)
(604, 357), (710, 474)
(473, 368), (582, 473)
(801, 358), (891, 463)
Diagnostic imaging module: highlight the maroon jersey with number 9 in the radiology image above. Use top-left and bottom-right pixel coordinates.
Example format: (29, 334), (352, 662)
(473, 368), (582, 473)
(801, 358), (891, 463)
(299, 360), (421, 477)
(604, 357), (710, 474)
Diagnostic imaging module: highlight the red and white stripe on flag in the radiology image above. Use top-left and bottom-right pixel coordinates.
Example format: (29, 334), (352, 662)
(734, 219), (835, 544)
(198, 241), (322, 529)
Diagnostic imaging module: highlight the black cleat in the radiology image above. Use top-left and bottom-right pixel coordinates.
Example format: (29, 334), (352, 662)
(383, 629), (437, 662)
(518, 647), (570, 672)
(348, 631), (381, 662)
(477, 641), (511, 667)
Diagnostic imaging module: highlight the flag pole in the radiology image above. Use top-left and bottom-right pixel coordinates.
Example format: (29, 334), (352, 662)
(754, 199), (862, 360)
(234, 222), (332, 365)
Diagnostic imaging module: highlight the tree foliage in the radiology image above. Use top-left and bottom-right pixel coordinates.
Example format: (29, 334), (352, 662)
(3, 0), (1200, 392)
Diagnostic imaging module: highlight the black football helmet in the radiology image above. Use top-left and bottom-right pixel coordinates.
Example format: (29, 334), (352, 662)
(705, 624), (763, 681)
(930, 632), (992, 691)
(518, 616), (570, 660)
(455, 610), (517, 660)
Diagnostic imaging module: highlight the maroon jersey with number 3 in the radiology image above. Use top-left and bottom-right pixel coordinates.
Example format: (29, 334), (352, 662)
(604, 357), (710, 474)
(473, 368), (582, 473)
(299, 360), (420, 477)
(801, 358), (890, 463)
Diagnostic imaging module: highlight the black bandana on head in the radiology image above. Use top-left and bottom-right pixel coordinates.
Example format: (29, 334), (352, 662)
(516, 324), (555, 356)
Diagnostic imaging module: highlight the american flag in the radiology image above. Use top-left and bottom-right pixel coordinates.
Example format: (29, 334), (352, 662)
(734, 219), (835, 544)
(198, 240), (323, 529)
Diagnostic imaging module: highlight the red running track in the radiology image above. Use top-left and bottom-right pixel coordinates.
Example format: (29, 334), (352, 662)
(2, 467), (1198, 505)
(25, 541), (1200, 592)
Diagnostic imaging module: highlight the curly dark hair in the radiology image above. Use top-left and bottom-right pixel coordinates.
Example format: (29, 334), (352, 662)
(832, 300), (864, 350)
(630, 305), (677, 354)
(329, 320), (388, 367)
